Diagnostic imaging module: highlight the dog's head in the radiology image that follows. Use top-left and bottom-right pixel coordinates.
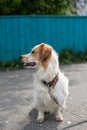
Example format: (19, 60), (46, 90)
(20, 43), (52, 69)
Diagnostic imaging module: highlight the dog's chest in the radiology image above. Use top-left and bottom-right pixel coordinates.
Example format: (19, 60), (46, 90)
(36, 86), (50, 101)
(35, 86), (57, 112)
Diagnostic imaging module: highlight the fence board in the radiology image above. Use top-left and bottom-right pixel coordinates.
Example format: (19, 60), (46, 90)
(0, 16), (87, 61)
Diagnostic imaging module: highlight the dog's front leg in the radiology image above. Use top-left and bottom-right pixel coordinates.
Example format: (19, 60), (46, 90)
(37, 110), (44, 123)
(55, 107), (64, 122)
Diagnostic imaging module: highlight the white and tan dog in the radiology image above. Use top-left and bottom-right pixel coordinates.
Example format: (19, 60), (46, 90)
(21, 43), (69, 123)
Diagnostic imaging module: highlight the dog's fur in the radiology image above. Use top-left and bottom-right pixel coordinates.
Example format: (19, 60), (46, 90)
(21, 43), (69, 123)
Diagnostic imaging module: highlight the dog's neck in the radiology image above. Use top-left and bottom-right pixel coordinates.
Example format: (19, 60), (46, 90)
(36, 51), (59, 83)
(36, 62), (59, 83)
(41, 72), (58, 88)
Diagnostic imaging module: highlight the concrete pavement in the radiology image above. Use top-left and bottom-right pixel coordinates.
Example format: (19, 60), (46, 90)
(0, 64), (87, 130)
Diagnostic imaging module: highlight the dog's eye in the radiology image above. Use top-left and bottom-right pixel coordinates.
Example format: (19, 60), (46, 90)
(31, 50), (35, 54)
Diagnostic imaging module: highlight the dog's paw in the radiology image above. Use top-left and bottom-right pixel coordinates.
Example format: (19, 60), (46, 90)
(37, 117), (44, 123)
(55, 115), (64, 122)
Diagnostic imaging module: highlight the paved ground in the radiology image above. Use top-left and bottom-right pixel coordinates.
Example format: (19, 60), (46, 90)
(0, 63), (87, 130)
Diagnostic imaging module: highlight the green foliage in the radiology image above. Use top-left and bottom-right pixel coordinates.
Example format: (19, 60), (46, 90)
(59, 49), (87, 64)
(0, 0), (74, 15)
(59, 49), (74, 64)
(0, 49), (87, 71)
(0, 60), (23, 71)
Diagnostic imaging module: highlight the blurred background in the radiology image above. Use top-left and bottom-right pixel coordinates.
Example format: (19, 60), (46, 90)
(0, 0), (87, 70)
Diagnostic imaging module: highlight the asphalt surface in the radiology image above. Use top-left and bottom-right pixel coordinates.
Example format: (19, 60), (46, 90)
(0, 64), (87, 130)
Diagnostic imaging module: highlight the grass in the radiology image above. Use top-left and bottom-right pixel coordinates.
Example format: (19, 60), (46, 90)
(0, 60), (23, 71)
(59, 49), (87, 64)
(0, 49), (87, 71)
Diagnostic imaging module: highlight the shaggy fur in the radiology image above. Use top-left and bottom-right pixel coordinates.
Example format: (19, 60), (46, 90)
(21, 43), (69, 123)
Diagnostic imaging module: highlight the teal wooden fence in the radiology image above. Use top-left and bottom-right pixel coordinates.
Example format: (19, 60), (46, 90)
(0, 16), (87, 61)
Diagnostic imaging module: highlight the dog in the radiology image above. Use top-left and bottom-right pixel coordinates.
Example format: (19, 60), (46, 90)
(20, 43), (69, 123)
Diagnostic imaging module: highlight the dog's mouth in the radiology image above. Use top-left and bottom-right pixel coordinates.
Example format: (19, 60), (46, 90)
(24, 62), (36, 67)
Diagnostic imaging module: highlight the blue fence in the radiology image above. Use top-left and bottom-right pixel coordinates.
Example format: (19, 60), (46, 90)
(0, 15), (87, 61)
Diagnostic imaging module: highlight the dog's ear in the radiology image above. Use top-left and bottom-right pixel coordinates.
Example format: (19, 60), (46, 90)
(39, 43), (52, 62)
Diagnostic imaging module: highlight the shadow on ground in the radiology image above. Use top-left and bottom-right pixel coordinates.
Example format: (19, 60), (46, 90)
(22, 108), (60, 130)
